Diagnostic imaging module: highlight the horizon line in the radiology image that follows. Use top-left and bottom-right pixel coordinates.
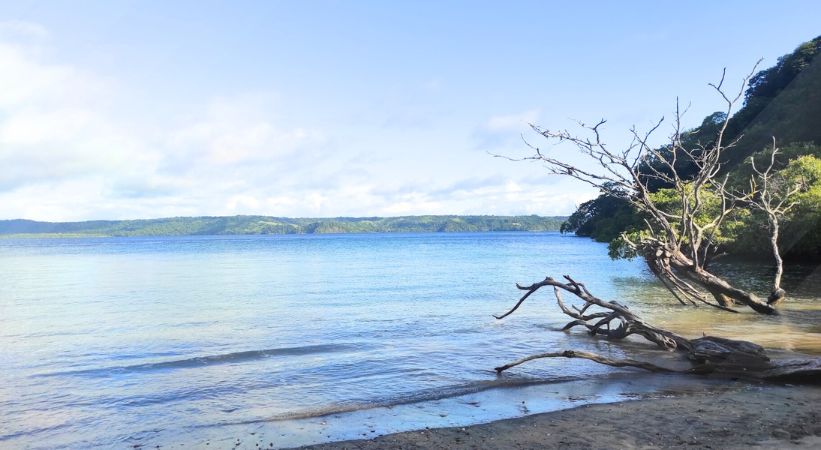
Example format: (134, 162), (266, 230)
(1, 213), (569, 224)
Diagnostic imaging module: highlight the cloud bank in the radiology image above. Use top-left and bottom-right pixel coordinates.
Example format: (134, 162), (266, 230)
(0, 23), (592, 221)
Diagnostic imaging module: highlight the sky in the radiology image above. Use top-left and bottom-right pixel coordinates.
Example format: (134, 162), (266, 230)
(0, 1), (819, 221)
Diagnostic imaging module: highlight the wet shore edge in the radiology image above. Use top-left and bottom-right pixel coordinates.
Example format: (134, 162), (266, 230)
(288, 383), (821, 450)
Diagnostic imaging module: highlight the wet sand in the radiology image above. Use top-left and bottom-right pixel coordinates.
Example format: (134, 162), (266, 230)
(291, 384), (821, 449)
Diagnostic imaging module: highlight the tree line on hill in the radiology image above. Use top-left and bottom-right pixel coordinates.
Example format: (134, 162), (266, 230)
(560, 36), (821, 262)
(0, 215), (567, 237)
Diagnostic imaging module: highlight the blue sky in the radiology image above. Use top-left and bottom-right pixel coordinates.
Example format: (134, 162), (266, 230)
(0, 1), (819, 220)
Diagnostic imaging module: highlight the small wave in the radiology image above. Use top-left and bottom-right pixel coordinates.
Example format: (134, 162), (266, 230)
(210, 375), (581, 426)
(33, 343), (367, 378)
(0, 421), (73, 442)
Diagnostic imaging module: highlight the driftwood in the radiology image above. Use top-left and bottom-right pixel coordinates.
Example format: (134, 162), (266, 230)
(494, 350), (697, 374)
(494, 275), (821, 384)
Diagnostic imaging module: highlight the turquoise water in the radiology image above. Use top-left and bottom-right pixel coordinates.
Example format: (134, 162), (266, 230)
(0, 232), (817, 448)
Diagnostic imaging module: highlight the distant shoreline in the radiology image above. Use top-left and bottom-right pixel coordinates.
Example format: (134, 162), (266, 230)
(0, 215), (567, 238)
(0, 230), (568, 239)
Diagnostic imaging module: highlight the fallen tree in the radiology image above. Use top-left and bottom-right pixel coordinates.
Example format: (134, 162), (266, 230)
(498, 64), (815, 314)
(493, 275), (821, 384)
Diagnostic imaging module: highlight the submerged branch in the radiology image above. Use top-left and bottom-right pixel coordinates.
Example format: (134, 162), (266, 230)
(493, 275), (820, 383)
(494, 350), (691, 374)
(493, 274), (690, 351)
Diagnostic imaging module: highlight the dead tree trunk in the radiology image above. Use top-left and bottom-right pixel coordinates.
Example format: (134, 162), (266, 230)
(740, 143), (799, 306)
(641, 243), (776, 314)
(497, 64), (797, 315)
(766, 218), (786, 305)
(493, 275), (820, 383)
(665, 249), (776, 314)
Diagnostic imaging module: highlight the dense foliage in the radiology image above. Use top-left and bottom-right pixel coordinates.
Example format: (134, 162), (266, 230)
(560, 195), (639, 243)
(726, 149), (821, 260)
(561, 36), (821, 261)
(0, 215), (567, 237)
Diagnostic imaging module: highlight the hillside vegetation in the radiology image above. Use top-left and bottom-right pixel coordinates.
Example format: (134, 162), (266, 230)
(0, 215), (567, 237)
(561, 35), (821, 261)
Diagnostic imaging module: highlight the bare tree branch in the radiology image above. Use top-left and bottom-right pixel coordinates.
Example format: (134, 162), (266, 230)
(733, 138), (803, 305)
(493, 276), (821, 382)
(511, 63), (780, 314)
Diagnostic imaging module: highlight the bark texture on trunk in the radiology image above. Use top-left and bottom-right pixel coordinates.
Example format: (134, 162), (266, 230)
(767, 218), (786, 306)
(645, 242), (778, 315)
(668, 253), (776, 315)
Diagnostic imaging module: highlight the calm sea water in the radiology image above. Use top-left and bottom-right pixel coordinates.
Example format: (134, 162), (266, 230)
(1, 232), (818, 448)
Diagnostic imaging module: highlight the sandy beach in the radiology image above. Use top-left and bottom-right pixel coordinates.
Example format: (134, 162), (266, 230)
(290, 384), (821, 450)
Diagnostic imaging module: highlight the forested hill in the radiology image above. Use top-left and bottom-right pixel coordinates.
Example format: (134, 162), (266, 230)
(560, 35), (821, 260)
(0, 215), (567, 237)
(723, 36), (821, 168)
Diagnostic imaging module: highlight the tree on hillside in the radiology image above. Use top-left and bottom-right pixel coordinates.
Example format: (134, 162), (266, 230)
(560, 36), (821, 250)
(509, 64), (816, 315)
(733, 143), (803, 305)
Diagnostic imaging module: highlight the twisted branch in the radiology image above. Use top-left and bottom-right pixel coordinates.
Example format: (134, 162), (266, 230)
(493, 275), (819, 382)
(493, 275), (691, 351)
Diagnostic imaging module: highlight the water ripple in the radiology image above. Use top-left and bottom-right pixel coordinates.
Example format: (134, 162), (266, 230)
(33, 343), (371, 378)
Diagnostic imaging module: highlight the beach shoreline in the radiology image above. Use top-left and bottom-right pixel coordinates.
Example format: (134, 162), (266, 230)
(288, 383), (821, 449)
(160, 371), (754, 449)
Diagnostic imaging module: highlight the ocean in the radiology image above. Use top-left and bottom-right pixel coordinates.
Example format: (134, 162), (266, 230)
(1, 232), (818, 448)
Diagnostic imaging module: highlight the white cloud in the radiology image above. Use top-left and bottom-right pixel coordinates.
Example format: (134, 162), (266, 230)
(472, 109), (542, 151)
(0, 36), (160, 196)
(1, 108), (95, 145)
(0, 20), (49, 39)
(0, 40), (108, 110)
(167, 94), (323, 166)
(484, 109), (540, 132)
(0, 24), (587, 221)
(226, 194), (261, 212)
(0, 29), (327, 220)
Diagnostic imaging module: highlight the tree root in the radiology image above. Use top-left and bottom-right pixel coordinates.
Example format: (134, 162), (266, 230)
(493, 275), (820, 384)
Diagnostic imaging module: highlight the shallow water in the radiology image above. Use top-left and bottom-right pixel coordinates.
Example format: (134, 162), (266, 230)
(0, 233), (818, 448)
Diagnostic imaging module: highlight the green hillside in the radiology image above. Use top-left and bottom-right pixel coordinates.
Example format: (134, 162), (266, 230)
(724, 36), (821, 168)
(560, 35), (821, 260)
(0, 215), (567, 237)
